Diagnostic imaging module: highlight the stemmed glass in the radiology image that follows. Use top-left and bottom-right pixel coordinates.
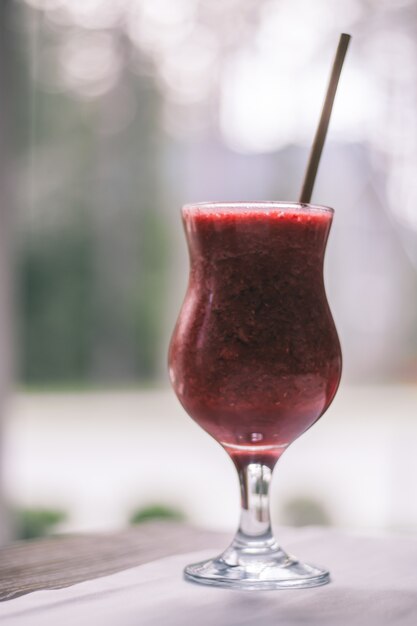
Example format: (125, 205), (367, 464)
(168, 201), (342, 590)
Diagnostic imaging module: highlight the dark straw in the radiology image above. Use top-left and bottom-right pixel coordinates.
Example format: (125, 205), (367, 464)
(299, 33), (351, 204)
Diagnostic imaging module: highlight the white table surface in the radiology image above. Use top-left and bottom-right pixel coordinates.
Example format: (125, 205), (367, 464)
(1, 526), (417, 625)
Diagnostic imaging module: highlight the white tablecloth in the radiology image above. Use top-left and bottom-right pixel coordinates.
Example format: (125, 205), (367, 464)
(1, 528), (417, 625)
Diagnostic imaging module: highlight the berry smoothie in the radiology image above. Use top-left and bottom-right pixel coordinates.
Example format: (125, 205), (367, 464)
(169, 202), (342, 464)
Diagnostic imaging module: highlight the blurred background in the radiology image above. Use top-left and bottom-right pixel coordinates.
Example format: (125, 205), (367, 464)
(0, 0), (416, 543)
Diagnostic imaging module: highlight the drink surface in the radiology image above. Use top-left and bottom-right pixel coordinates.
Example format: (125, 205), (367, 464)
(169, 203), (342, 462)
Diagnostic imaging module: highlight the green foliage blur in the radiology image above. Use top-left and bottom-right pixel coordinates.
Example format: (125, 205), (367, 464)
(16, 5), (171, 387)
(14, 508), (67, 540)
(129, 504), (185, 525)
(281, 497), (331, 527)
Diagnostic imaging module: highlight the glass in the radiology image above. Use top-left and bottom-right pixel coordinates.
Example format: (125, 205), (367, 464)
(168, 201), (342, 589)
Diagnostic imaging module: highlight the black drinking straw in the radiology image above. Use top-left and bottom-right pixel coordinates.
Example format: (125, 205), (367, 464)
(299, 33), (351, 204)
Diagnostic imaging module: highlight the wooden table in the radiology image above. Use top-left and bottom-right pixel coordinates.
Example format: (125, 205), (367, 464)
(0, 522), (228, 602)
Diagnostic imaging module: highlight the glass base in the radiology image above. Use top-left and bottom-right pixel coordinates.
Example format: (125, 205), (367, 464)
(184, 540), (329, 590)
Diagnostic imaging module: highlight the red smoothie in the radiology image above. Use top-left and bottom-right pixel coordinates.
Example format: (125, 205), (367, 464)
(169, 202), (342, 465)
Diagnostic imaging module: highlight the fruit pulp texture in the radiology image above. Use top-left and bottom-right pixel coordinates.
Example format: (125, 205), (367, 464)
(169, 205), (342, 464)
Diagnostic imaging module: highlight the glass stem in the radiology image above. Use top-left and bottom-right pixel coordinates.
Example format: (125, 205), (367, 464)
(233, 462), (277, 552)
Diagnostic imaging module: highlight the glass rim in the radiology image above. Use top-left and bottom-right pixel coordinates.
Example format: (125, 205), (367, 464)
(182, 201), (334, 215)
